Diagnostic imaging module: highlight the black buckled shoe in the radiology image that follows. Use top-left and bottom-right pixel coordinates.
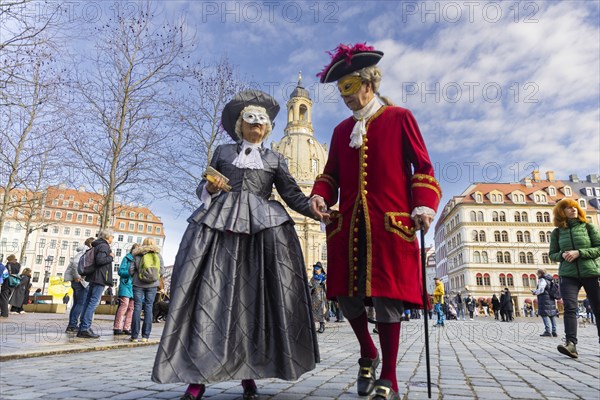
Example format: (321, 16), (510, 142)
(357, 353), (380, 396)
(370, 379), (400, 400)
(243, 385), (259, 400)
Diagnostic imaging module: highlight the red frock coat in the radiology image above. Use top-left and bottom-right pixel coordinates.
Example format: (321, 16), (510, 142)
(311, 106), (441, 306)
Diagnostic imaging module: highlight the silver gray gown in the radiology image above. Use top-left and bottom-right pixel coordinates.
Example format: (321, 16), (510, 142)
(152, 143), (320, 384)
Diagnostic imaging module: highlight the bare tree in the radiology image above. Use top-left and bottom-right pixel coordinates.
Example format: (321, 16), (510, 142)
(63, 1), (191, 229)
(0, 40), (66, 239)
(158, 58), (250, 212)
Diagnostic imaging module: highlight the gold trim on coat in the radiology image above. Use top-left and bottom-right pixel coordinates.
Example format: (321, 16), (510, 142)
(384, 212), (416, 242)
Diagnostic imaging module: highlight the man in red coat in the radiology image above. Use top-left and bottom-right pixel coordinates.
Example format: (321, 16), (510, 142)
(310, 43), (441, 400)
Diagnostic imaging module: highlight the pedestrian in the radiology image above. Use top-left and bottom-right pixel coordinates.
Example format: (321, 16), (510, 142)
(33, 288), (44, 303)
(309, 263), (328, 333)
(113, 243), (138, 335)
(532, 268), (558, 337)
(0, 254), (21, 318)
(9, 268), (32, 314)
(465, 294), (475, 320)
(501, 288), (514, 321)
(310, 43), (441, 400)
(433, 278), (445, 327)
(549, 199), (600, 358)
(77, 229), (114, 339)
(64, 238), (93, 333)
(491, 294), (500, 320)
(583, 297), (595, 324)
(151, 90), (319, 400)
(129, 239), (163, 342)
(454, 291), (465, 320)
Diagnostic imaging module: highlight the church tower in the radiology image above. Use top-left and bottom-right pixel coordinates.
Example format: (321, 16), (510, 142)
(271, 73), (328, 272)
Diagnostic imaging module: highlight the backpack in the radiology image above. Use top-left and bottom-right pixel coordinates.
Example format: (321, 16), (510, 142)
(7, 274), (22, 288)
(77, 248), (96, 276)
(138, 252), (160, 283)
(545, 278), (561, 300)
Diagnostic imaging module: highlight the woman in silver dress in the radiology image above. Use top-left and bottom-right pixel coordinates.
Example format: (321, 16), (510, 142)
(152, 90), (319, 400)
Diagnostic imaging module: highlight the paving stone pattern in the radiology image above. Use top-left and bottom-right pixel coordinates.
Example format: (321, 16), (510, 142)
(0, 313), (599, 399)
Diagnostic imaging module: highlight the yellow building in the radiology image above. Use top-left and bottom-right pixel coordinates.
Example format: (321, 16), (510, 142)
(271, 74), (328, 274)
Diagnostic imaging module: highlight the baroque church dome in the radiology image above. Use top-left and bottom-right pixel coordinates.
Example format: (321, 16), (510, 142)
(271, 73), (328, 184)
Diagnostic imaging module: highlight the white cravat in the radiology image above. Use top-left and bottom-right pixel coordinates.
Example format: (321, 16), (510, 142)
(349, 97), (383, 149)
(232, 139), (264, 169)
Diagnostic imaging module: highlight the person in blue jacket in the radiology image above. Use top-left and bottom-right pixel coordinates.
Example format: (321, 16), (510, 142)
(113, 244), (139, 335)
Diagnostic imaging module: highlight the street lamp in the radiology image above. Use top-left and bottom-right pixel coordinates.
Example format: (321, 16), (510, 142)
(42, 256), (54, 295)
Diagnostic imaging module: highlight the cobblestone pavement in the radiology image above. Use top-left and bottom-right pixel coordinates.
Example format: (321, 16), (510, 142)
(0, 313), (599, 399)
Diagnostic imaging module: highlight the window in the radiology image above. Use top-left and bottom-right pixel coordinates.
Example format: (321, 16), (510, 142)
(64, 227), (71, 235)
(564, 187), (572, 196)
(155, 238), (160, 246)
(548, 187), (556, 196)
(507, 274), (514, 287)
(66, 212), (73, 221)
(579, 199), (586, 208)
(33, 272), (40, 283)
(74, 201), (80, 208)
(85, 229), (91, 237)
(546, 231), (551, 242)
(536, 212), (543, 222)
(542, 253), (550, 264)
(470, 211), (476, 222)
(117, 235), (124, 242)
(497, 252), (504, 263)
(55, 211), (62, 219)
(517, 231), (524, 242)
(522, 274), (530, 287)
(483, 273), (491, 286)
(116, 248), (122, 257)
(50, 239), (57, 249)
(514, 212), (521, 222)
(87, 215), (93, 223)
(492, 211), (499, 222)
(136, 237), (142, 244)
(36, 255), (42, 264)
(499, 274), (506, 286)
(530, 273), (536, 282)
(539, 232), (546, 242)
(119, 222), (125, 229)
(120, 211), (126, 217)
(156, 227), (161, 233)
(499, 211), (506, 222)
(474, 251), (481, 263)
(477, 211), (484, 222)
(543, 212), (550, 223)
(52, 226), (59, 234)
(127, 236), (133, 243)
(476, 193), (482, 203)
(527, 252), (534, 264)
(147, 225), (152, 233)
(519, 252), (526, 263)
(494, 231), (501, 242)
(482, 251), (488, 263)
(129, 212), (135, 218)
(129, 223), (134, 230)
(39, 238), (46, 248)
(522, 212), (528, 222)
(45, 210), (51, 218)
(501, 231), (509, 242)
(72, 241), (78, 250)
(476, 273), (483, 286)
(504, 251), (511, 263)
(59, 256), (65, 266)
(138, 213), (144, 219)
(138, 224), (143, 231)
(479, 231), (486, 241)
(62, 240), (68, 250)
(524, 231), (531, 242)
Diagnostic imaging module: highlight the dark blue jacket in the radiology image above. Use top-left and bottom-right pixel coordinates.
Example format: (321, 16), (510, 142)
(86, 238), (114, 287)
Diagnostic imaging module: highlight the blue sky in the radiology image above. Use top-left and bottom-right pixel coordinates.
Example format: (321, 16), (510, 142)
(55, 0), (600, 264)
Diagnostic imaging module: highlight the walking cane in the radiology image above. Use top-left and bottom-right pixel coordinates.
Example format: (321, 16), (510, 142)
(420, 227), (432, 399)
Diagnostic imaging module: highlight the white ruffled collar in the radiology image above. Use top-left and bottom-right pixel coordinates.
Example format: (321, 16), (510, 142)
(232, 139), (264, 169)
(349, 97), (383, 149)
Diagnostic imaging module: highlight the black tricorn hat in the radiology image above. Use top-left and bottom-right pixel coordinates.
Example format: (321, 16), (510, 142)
(316, 43), (384, 83)
(221, 90), (280, 141)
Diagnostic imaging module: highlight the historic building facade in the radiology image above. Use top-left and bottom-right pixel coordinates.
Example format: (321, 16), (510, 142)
(0, 184), (165, 291)
(271, 74), (329, 274)
(434, 171), (599, 315)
